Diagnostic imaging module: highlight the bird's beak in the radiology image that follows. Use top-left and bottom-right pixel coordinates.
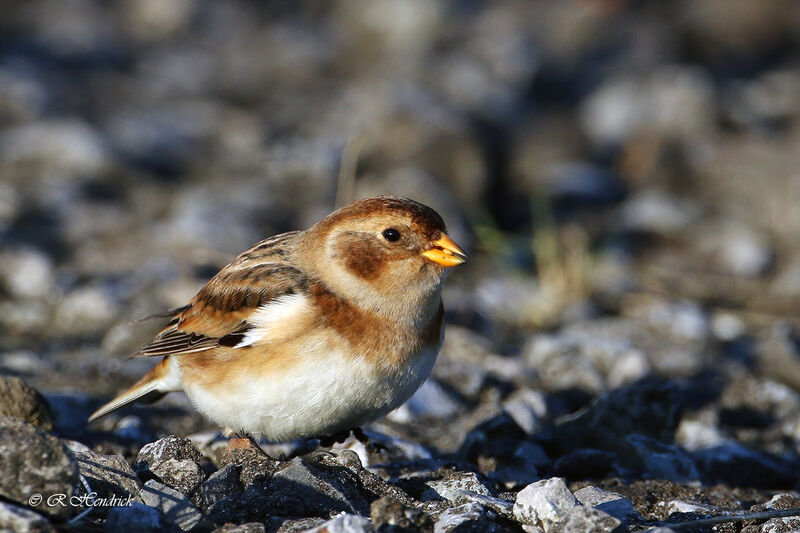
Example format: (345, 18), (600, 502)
(421, 234), (467, 267)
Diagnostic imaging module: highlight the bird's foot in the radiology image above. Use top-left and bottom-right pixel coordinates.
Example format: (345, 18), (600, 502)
(226, 432), (281, 461)
(317, 429), (353, 448)
(351, 427), (369, 443)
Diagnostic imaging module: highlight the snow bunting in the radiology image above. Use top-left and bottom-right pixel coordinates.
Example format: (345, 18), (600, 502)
(89, 196), (465, 442)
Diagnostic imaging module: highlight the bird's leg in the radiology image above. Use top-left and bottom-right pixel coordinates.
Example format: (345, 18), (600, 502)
(318, 429), (352, 448)
(351, 427), (369, 443)
(224, 428), (280, 461)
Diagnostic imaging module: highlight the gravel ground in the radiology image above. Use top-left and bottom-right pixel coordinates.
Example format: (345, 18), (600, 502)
(2, 1), (800, 532)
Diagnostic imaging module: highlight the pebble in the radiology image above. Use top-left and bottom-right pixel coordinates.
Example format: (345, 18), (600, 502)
(259, 455), (370, 517)
(422, 472), (492, 502)
(212, 523), (266, 533)
(137, 436), (205, 495)
(0, 375), (53, 430)
(512, 477), (580, 531)
(692, 441), (797, 489)
(387, 379), (462, 423)
(434, 502), (505, 533)
(52, 285), (119, 336)
(76, 450), (142, 502)
(573, 486), (642, 525)
(502, 389), (548, 435)
(370, 495), (432, 532)
(104, 501), (165, 533)
(0, 119), (109, 178)
(0, 417), (80, 520)
(198, 463), (242, 522)
(0, 248), (55, 300)
(0, 501), (55, 533)
(626, 434), (700, 482)
(549, 506), (621, 533)
(140, 479), (204, 531)
(300, 512), (374, 533)
(664, 499), (719, 516)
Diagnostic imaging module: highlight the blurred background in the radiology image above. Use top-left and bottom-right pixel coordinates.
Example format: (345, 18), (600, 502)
(2, 0), (800, 489)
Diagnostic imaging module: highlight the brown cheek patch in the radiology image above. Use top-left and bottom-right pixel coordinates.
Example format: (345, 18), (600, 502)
(340, 238), (388, 281)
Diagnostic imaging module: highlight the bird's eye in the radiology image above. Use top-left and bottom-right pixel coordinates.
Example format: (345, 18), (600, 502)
(382, 228), (401, 242)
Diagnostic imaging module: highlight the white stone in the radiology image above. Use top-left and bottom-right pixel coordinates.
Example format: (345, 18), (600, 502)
(302, 512), (374, 533)
(513, 477), (580, 530)
(574, 486), (642, 524)
(423, 472), (491, 502)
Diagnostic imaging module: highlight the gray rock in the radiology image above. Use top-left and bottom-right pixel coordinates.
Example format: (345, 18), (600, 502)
(0, 417), (80, 520)
(45, 393), (93, 435)
(0, 300), (49, 336)
(300, 512), (374, 532)
(455, 491), (514, 519)
(0, 248), (54, 300)
(0, 501), (54, 533)
(573, 486), (642, 525)
(139, 436), (202, 466)
(153, 459), (205, 496)
(212, 523), (266, 533)
(553, 449), (617, 479)
(0, 350), (45, 375)
(76, 450), (142, 503)
(502, 389), (548, 435)
(692, 441), (797, 488)
(325, 450), (416, 509)
(545, 380), (685, 461)
(697, 220), (772, 278)
(422, 472), (492, 502)
(219, 443), (280, 487)
(664, 499), (718, 515)
(104, 502), (166, 533)
(244, 455), (371, 519)
(763, 493), (800, 510)
(757, 516), (800, 533)
(626, 434), (700, 482)
(525, 319), (652, 392)
(512, 478), (580, 531)
(674, 408), (726, 452)
(52, 285), (119, 336)
(0, 119), (109, 178)
(265, 517), (326, 533)
(0, 375), (53, 430)
(387, 379), (462, 423)
(434, 502), (506, 533)
(138, 436), (205, 495)
(618, 190), (701, 235)
(140, 479), (203, 531)
(370, 495), (432, 532)
(64, 440), (92, 454)
(115, 415), (151, 442)
(549, 506), (621, 533)
(460, 414), (540, 487)
(198, 463), (242, 522)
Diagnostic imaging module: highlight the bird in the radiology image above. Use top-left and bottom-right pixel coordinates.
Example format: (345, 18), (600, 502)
(89, 196), (466, 445)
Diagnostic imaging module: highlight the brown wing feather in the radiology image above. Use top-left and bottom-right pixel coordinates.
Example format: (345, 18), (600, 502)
(132, 232), (310, 358)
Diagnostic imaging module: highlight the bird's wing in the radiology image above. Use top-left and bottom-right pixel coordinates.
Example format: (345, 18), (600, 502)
(132, 232), (311, 358)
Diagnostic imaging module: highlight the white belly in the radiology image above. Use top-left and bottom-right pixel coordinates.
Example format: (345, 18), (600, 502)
(182, 344), (439, 441)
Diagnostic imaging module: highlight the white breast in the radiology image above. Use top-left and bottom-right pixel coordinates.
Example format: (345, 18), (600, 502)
(183, 335), (440, 441)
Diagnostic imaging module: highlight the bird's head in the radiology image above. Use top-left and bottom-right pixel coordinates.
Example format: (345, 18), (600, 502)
(302, 196), (466, 319)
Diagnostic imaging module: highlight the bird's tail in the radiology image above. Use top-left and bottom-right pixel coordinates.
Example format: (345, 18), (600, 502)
(88, 357), (179, 422)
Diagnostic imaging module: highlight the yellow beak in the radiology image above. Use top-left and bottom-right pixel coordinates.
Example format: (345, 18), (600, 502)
(421, 234), (466, 267)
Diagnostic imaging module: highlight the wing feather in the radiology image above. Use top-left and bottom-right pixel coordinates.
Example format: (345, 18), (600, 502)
(131, 234), (310, 358)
